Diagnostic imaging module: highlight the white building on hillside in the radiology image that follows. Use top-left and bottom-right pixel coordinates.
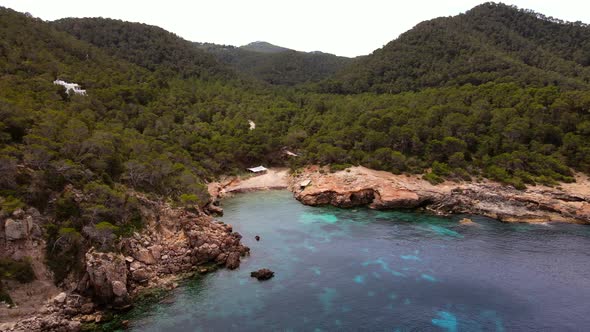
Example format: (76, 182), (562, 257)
(54, 79), (87, 95)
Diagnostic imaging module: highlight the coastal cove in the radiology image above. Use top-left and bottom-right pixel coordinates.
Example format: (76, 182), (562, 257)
(123, 190), (590, 331)
(3, 3), (590, 331)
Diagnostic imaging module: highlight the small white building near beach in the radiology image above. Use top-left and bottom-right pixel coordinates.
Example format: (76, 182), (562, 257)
(247, 166), (268, 173)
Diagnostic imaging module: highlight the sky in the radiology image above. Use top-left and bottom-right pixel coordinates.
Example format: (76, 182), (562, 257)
(1, 0), (589, 57)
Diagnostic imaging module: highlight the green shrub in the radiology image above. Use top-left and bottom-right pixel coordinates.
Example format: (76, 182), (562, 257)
(485, 165), (511, 183)
(0, 257), (36, 283)
(452, 168), (472, 181)
(116, 206), (143, 237)
(514, 170), (535, 185)
(507, 177), (526, 190)
(95, 221), (119, 232)
(423, 172), (444, 185)
(179, 193), (199, 206)
(0, 196), (25, 214)
(329, 163), (352, 172)
(55, 193), (80, 221)
(58, 227), (82, 238)
(46, 227), (83, 283)
(431, 162), (451, 177)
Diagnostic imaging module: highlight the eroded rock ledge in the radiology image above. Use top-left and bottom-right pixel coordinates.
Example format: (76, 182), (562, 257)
(291, 166), (590, 224)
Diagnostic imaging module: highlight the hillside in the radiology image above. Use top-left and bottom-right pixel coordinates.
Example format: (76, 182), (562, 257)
(0, 6), (292, 299)
(240, 41), (291, 53)
(2, 4), (590, 328)
(52, 17), (234, 80)
(322, 2), (590, 93)
(196, 41), (352, 85)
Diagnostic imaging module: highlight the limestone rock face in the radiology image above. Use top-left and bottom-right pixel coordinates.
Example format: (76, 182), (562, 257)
(292, 166), (590, 225)
(134, 248), (156, 265)
(371, 188), (422, 209)
(85, 248), (129, 307)
(4, 218), (27, 241)
(2, 207), (44, 243)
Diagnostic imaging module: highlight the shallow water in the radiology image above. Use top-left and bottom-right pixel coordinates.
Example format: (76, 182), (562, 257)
(127, 191), (590, 331)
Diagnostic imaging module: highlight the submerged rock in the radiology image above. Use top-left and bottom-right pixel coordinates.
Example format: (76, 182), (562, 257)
(459, 218), (475, 225)
(250, 268), (274, 281)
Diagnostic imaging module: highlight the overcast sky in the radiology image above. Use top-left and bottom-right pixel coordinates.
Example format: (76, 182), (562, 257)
(1, 0), (588, 57)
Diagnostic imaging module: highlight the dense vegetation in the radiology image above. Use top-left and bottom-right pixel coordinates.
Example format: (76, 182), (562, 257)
(321, 2), (590, 94)
(1, 3), (590, 281)
(195, 42), (352, 86)
(239, 41), (292, 53)
(52, 17), (233, 81)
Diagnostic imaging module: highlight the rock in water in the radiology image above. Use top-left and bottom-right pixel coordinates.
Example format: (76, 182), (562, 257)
(255, 235), (260, 241)
(225, 251), (240, 270)
(250, 268), (274, 280)
(459, 218), (475, 225)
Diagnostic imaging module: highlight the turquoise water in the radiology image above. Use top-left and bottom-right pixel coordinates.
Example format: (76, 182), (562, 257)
(127, 191), (590, 331)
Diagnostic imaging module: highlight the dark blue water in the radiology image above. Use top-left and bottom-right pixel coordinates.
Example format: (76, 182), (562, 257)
(128, 191), (590, 331)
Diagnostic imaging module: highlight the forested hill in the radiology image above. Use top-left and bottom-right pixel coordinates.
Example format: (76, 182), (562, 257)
(52, 17), (234, 80)
(195, 42), (352, 86)
(239, 41), (292, 53)
(53, 16), (352, 86)
(0, 6), (298, 278)
(320, 2), (590, 94)
(2, 4), (590, 282)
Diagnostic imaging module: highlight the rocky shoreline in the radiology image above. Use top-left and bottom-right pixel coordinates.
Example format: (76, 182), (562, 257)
(0, 193), (249, 331)
(3, 165), (588, 331)
(290, 166), (590, 224)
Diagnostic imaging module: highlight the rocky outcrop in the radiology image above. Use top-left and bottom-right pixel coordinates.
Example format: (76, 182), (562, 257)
(4, 219), (27, 241)
(0, 207), (61, 331)
(371, 189), (422, 209)
(118, 193), (249, 295)
(3, 192), (249, 331)
(291, 166), (590, 224)
(1, 208), (43, 243)
(5, 292), (91, 332)
(250, 269), (274, 281)
(84, 249), (129, 308)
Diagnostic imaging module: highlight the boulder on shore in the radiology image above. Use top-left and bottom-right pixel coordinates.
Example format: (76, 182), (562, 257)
(250, 268), (274, 281)
(85, 248), (130, 308)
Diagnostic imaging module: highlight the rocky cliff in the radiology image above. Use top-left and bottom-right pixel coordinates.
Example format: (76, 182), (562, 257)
(291, 166), (590, 224)
(0, 193), (249, 331)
